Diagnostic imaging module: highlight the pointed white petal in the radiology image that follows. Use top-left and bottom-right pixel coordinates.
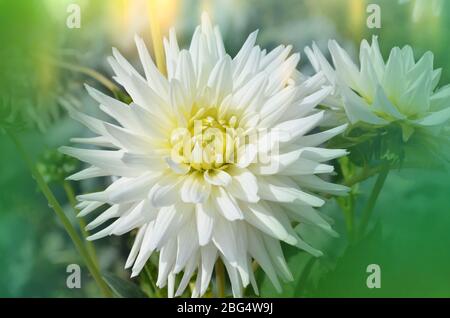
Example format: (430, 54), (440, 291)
(180, 171), (211, 203)
(212, 187), (243, 221)
(125, 224), (147, 269)
(195, 200), (215, 246)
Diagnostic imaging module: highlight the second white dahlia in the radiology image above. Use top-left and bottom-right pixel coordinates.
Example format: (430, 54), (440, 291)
(305, 37), (450, 139)
(61, 14), (347, 297)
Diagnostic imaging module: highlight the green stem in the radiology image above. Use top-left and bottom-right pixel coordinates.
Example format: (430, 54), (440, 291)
(48, 58), (120, 94)
(358, 165), (390, 239)
(143, 263), (161, 298)
(7, 130), (112, 297)
(215, 260), (226, 298)
(63, 180), (100, 269)
(338, 194), (355, 243)
(294, 256), (317, 296)
(345, 165), (378, 187)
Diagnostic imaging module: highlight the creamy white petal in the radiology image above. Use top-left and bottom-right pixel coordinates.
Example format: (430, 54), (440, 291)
(242, 202), (297, 245)
(135, 35), (170, 98)
(174, 220), (198, 273)
(414, 107), (450, 126)
(86, 204), (121, 231)
(156, 238), (177, 287)
(274, 111), (324, 143)
(257, 175), (325, 207)
(262, 235), (293, 282)
(200, 244), (218, 295)
(226, 167), (259, 203)
(125, 225), (147, 269)
(212, 187), (244, 221)
(104, 123), (155, 154)
(149, 174), (183, 207)
(246, 226), (282, 291)
(195, 201), (215, 246)
(204, 169), (232, 187)
(77, 201), (104, 217)
(180, 171), (211, 203)
(175, 253), (199, 297)
(67, 166), (106, 181)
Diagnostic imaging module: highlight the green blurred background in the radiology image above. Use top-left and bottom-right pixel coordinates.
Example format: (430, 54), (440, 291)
(0, 0), (449, 297)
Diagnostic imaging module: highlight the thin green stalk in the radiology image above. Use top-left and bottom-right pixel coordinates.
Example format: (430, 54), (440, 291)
(63, 180), (99, 268)
(338, 194), (356, 243)
(143, 263), (161, 298)
(215, 260), (226, 298)
(358, 166), (390, 239)
(344, 165), (380, 187)
(294, 256), (317, 296)
(48, 59), (120, 94)
(7, 130), (112, 297)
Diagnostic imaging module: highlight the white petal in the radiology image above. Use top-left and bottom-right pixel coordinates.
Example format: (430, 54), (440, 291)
(414, 107), (450, 126)
(282, 203), (336, 235)
(242, 201), (297, 245)
(297, 147), (348, 163)
(175, 253), (199, 297)
(149, 174), (183, 207)
(259, 86), (297, 127)
(262, 235), (293, 282)
(295, 124), (348, 147)
(77, 201), (104, 217)
(236, 144), (257, 168)
(341, 86), (388, 125)
(85, 84), (141, 130)
(131, 221), (156, 276)
(204, 169), (231, 187)
(180, 171), (211, 203)
(278, 157), (334, 176)
(222, 259), (243, 298)
(122, 152), (167, 172)
(207, 56), (232, 106)
(165, 157), (191, 175)
(233, 30), (259, 77)
(111, 200), (154, 235)
(174, 220), (198, 273)
(246, 226), (281, 292)
(125, 225), (147, 269)
(67, 166), (106, 181)
(164, 28), (180, 80)
(70, 136), (115, 148)
(212, 187), (244, 221)
(200, 244), (218, 295)
(134, 35), (169, 98)
(156, 238), (177, 287)
(66, 107), (108, 136)
(328, 40), (361, 91)
(274, 111), (324, 143)
(195, 200), (215, 246)
(212, 216), (240, 267)
(293, 175), (349, 196)
(257, 175), (325, 207)
(226, 167), (259, 203)
(149, 203), (192, 251)
(60, 147), (138, 177)
(86, 204), (121, 231)
(103, 123), (154, 154)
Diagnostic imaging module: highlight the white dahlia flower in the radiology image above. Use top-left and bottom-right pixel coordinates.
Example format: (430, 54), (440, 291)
(61, 13), (348, 297)
(305, 36), (450, 140)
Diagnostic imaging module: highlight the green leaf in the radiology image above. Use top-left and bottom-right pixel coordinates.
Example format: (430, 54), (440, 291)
(103, 272), (147, 298)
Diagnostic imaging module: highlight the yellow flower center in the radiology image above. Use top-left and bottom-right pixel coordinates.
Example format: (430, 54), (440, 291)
(170, 107), (245, 172)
